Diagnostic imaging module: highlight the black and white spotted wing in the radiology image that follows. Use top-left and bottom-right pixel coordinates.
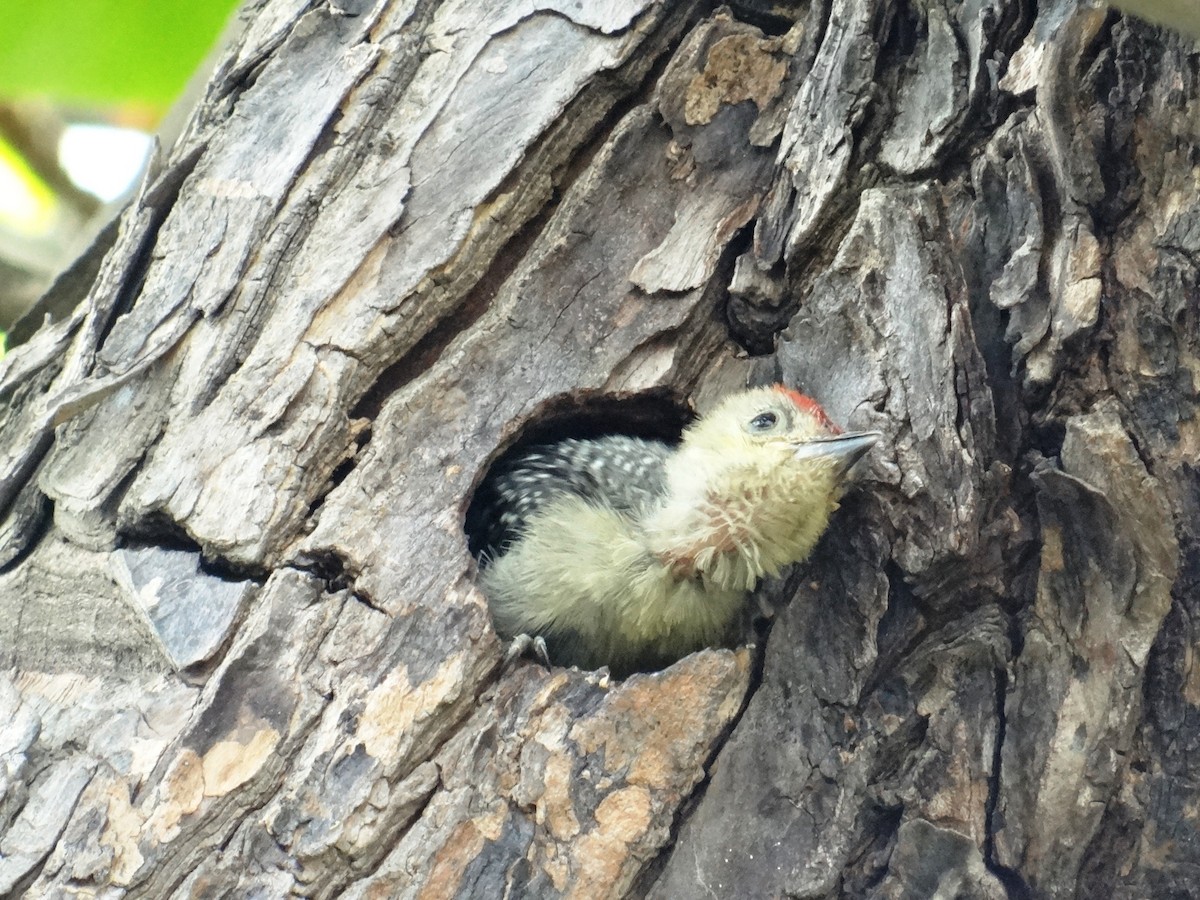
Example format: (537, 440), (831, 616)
(469, 435), (671, 564)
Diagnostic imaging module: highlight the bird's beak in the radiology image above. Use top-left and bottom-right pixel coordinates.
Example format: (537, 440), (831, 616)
(790, 431), (881, 476)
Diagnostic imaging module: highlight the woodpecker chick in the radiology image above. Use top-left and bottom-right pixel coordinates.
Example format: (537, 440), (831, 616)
(474, 386), (879, 677)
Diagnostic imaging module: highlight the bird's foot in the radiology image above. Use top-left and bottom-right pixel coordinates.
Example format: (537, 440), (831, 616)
(505, 633), (551, 669)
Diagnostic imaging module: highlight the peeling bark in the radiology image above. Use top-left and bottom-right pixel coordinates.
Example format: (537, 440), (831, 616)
(2, 0), (1199, 896)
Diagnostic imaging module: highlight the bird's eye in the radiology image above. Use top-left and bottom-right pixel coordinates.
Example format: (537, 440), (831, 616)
(748, 411), (778, 431)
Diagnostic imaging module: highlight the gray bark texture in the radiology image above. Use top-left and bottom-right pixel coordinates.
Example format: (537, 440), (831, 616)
(1, 0), (1197, 896)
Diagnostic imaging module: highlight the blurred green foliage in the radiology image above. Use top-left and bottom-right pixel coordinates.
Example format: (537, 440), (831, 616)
(0, 1), (241, 356)
(0, 0), (241, 106)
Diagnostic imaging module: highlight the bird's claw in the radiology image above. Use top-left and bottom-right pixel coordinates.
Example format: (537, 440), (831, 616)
(505, 633), (551, 669)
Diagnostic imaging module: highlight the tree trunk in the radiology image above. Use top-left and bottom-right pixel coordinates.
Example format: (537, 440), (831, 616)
(1, 0), (1197, 896)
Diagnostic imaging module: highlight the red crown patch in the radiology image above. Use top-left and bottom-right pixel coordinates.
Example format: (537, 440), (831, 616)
(774, 385), (842, 434)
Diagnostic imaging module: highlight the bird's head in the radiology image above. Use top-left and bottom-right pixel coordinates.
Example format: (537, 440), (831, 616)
(677, 385), (878, 480)
(651, 385), (879, 588)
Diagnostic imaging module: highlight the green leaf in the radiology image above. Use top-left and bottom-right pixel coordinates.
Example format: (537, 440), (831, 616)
(0, 0), (242, 107)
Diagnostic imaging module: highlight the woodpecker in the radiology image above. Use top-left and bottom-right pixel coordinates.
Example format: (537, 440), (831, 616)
(471, 386), (879, 677)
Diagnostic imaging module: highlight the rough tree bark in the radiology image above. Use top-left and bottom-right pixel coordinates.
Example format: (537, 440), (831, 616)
(1, 0), (1197, 896)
